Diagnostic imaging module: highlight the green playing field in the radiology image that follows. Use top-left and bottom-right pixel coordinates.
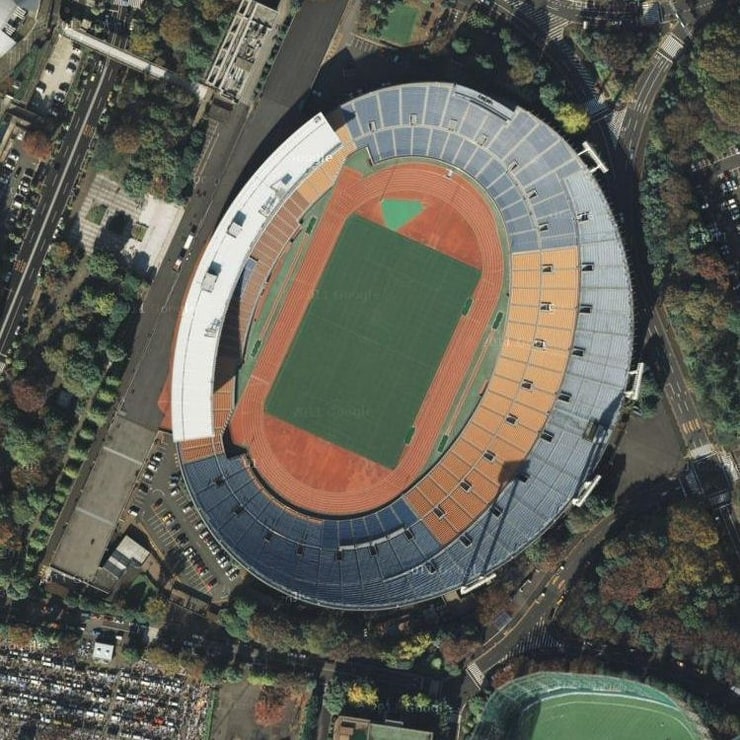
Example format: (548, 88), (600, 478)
(265, 215), (480, 467)
(520, 693), (700, 740)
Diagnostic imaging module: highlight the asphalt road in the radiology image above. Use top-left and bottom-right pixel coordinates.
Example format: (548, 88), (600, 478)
(647, 309), (711, 452)
(617, 51), (674, 177)
(0, 59), (116, 361)
(469, 515), (613, 689)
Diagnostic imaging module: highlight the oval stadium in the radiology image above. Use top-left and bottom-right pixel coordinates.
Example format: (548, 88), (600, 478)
(169, 83), (633, 611)
(470, 672), (704, 739)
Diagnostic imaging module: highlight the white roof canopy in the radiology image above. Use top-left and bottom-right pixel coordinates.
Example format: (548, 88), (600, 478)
(171, 114), (341, 441)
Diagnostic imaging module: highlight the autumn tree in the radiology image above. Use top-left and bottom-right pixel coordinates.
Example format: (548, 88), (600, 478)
(199, 0), (238, 21)
(10, 379), (47, 414)
(439, 635), (479, 668)
(21, 129), (52, 161)
(555, 103), (590, 134)
(667, 504), (720, 550)
(254, 687), (287, 727)
(160, 12), (192, 50)
(396, 632), (434, 661)
(113, 125), (141, 155)
(144, 596), (170, 626)
(346, 681), (379, 708)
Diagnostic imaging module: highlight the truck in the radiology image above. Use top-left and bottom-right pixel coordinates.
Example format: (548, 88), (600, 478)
(173, 227), (196, 271)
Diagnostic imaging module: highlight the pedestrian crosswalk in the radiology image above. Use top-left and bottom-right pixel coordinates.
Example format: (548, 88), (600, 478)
(547, 15), (571, 40)
(680, 418), (702, 435)
(350, 34), (385, 58)
(658, 33), (684, 60)
(13, 258), (26, 273)
(82, 123), (95, 138)
(465, 661), (486, 689)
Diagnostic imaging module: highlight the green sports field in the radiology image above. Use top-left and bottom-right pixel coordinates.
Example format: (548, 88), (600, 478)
(265, 215), (480, 468)
(380, 5), (419, 46)
(518, 693), (700, 740)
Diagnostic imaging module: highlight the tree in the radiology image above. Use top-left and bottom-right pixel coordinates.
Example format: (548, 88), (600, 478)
(396, 633), (434, 661)
(21, 129), (52, 161)
(346, 681), (379, 708)
(508, 54), (536, 86)
(144, 597), (169, 626)
(3, 425), (45, 467)
(467, 9), (494, 29)
(668, 504), (719, 550)
(254, 687), (288, 727)
(10, 379), (47, 414)
(160, 12), (193, 50)
(555, 103), (590, 134)
(451, 37), (471, 55)
(219, 596), (256, 640)
(129, 29), (158, 58)
(113, 125), (141, 155)
(87, 252), (119, 281)
(475, 53), (495, 70)
(694, 22), (739, 85)
(401, 692), (433, 711)
(323, 680), (347, 716)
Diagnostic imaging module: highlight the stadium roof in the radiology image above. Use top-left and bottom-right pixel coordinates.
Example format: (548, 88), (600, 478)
(174, 83), (633, 610)
(171, 114), (341, 441)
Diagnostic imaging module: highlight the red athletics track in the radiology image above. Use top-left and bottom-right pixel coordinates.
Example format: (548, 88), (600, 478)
(229, 161), (504, 516)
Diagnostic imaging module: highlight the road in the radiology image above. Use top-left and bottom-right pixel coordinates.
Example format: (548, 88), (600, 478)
(466, 514), (614, 695)
(647, 308), (711, 453)
(116, 0), (350, 432)
(616, 50), (674, 177)
(0, 58), (117, 364)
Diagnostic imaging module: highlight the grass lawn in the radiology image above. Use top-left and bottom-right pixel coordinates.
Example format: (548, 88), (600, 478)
(520, 693), (700, 740)
(266, 215), (479, 468)
(380, 5), (420, 46)
(86, 203), (108, 225)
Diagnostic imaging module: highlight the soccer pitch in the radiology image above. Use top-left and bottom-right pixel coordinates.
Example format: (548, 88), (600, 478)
(266, 215), (480, 468)
(520, 693), (700, 740)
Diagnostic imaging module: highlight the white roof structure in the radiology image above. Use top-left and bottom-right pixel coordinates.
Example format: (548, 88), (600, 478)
(92, 642), (114, 663)
(172, 113), (342, 441)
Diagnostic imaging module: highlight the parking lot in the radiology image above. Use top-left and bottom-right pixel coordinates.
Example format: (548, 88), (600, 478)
(32, 35), (80, 117)
(125, 437), (243, 604)
(0, 646), (208, 739)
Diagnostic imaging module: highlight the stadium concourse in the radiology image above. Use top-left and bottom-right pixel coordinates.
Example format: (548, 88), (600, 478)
(167, 83), (633, 611)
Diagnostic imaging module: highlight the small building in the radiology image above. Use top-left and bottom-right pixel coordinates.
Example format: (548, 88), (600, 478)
(101, 535), (150, 580)
(92, 641), (115, 663)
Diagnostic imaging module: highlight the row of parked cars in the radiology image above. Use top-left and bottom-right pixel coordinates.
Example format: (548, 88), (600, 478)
(130, 450), (241, 595)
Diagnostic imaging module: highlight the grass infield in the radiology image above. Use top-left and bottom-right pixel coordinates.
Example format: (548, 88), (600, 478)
(519, 693), (700, 740)
(266, 215), (480, 468)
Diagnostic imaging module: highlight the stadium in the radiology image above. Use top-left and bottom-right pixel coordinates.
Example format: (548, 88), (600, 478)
(168, 83), (633, 610)
(470, 673), (703, 739)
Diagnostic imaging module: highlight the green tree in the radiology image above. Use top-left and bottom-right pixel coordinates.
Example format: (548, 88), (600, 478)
(87, 252), (119, 281)
(219, 596), (256, 640)
(451, 37), (472, 55)
(475, 53), (495, 70)
(467, 10), (494, 29)
(4, 426), (45, 467)
(323, 680), (347, 716)
(555, 103), (590, 134)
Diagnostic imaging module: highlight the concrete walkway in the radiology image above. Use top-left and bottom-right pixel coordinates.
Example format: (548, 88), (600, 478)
(60, 25), (212, 102)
